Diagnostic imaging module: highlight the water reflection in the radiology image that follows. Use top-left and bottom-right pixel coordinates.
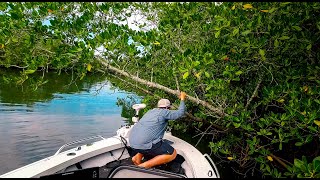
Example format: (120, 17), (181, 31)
(0, 68), (140, 175)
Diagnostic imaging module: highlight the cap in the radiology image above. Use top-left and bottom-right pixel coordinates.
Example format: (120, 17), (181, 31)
(157, 99), (171, 108)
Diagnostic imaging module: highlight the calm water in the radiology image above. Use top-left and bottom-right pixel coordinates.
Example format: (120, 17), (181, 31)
(0, 69), (140, 175)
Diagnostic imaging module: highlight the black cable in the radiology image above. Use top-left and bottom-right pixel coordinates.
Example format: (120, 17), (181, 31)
(117, 135), (129, 161)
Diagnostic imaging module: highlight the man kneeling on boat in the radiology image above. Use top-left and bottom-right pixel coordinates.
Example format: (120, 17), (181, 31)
(128, 91), (187, 168)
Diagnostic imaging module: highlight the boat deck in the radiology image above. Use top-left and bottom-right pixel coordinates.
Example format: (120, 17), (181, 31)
(107, 154), (186, 175)
(40, 155), (187, 178)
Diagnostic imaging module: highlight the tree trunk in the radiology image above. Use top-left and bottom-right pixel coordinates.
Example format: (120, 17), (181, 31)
(108, 72), (227, 131)
(98, 59), (227, 118)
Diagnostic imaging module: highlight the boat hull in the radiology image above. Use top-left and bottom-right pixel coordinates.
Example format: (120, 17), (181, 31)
(0, 125), (219, 178)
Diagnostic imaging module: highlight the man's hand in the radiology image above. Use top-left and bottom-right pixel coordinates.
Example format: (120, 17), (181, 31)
(180, 92), (187, 101)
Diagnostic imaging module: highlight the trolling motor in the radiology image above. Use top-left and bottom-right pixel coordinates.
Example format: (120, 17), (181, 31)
(131, 104), (146, 123)
(117, 103), (146, 138)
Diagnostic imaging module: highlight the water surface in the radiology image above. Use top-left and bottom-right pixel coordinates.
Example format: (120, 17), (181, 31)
(0, 69), (139, 174)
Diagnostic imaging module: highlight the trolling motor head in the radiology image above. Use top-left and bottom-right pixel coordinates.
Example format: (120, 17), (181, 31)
(132, 104), (146, 123)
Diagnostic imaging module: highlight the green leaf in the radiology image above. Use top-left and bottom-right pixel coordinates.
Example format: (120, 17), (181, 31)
(266, 164), (271, 172)
(259, 49), (266, 61)
(215, 30), (221, 38)
(279, 142), (282, 150)
(2, 76), (10, 83)
(205, 71), (210, 78)
(24, 70), (36, 74)
(66, 53), (77, 57)
(10, 12), (19, 20)
(274, 39), (279, 47)
(297, 174), (304, 178)
(266, 132), (272, 136)
(87, 64), (92, 72)
(305, 135), (312, 143)
(279, 36), (290, 40)
(294, 159), (304, 169)
(307, 44), (312, 50)
(308, 126), (317, 133)
(232, 28), (239, 36)
(235, 71), (243, 76)
(80, 72), (85, 80)
(259, 49), (265, 57)
(221, 55), (228, 60)
(205, 85), (212, 91)
(12, 37), (19, 43)
(313, 157), (320, 172)
(314, 120), (320, 127)
(214, 26), (220, 31)
(295, 142), (303, 146)
(183, 72), (189, 79)
(233, 123), (241, 128)
(194, 61), (200, 67)
(269, 7), (277, 13)
(70, 48), (83, 53)
(280, 2), (291, 6)
(292, 26), (302, 31)
(241, 30), (251, 36)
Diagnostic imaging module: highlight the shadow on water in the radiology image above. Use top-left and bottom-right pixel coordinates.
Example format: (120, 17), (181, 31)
(0, 68), (107, 104)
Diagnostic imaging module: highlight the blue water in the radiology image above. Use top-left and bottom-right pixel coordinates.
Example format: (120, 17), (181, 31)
(0, 79), (140, 175)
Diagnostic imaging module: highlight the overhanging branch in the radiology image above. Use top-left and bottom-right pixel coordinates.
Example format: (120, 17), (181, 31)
(98, 59), (227, 118)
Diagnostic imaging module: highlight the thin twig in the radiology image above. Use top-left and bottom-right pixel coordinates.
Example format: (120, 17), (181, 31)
(173, 41), (184, 53)
(269, 154), (288, 169)
(174, 74), (180, 91)
(2, 64), (29, 69)
(195, 124), (212, 147)
(151, 68), (153, 83)
(261, 64), (278, 85)
(93, 80), (110, 96)
(245, 75), (263, 109)
(231, 167), (246, 176)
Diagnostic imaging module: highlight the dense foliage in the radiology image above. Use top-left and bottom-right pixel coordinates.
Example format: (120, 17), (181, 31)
(1, 2), (320, 178)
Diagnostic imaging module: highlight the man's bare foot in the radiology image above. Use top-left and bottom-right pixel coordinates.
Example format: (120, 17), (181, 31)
(132, 156), (142, 165)
(132, 157), (138, 165)
(132, 153), (144, 165)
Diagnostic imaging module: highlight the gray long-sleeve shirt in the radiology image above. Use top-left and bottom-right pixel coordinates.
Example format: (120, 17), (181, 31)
(128, 101), (186, 150)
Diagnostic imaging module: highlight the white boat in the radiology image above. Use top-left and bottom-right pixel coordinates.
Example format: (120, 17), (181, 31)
(0, 104), (220, 178)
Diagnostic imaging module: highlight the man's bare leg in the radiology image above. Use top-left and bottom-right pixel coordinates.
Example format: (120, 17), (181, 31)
(132, 153), (144, 165)
(138, 149), (177, 168)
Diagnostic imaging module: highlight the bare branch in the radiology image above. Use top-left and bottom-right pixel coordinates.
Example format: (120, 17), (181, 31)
(195, 124), (212, 147)
(0, 64), (29, 69)
(174, 74), (180, 91)
(245, 75), (263, 110)
(108, 72), (206, 123)
(98, 59), (227, 118)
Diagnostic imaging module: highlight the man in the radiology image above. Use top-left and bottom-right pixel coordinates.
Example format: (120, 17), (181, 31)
(128, 91), (187, 168)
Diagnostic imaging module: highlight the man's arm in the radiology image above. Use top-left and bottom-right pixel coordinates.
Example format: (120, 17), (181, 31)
(163, 92), (187, 120)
